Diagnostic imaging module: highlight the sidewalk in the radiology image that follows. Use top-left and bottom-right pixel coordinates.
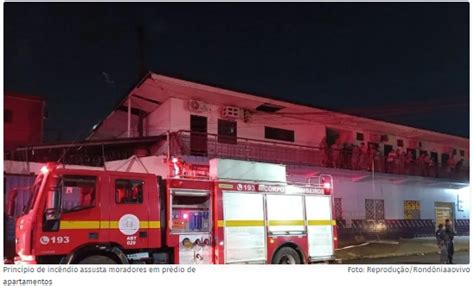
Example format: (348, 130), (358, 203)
(336, 236), (470, 261)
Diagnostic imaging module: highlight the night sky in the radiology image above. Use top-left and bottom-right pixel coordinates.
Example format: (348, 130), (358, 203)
(4, 3), (469, 142)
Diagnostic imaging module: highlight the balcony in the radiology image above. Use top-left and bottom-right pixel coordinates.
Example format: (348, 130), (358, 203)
(169, 130), (469, 182)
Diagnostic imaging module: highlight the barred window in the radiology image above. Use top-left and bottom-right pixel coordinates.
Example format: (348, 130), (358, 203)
(404, 200), (421, 219)
(365, 199), (384, 220)
(334, 198), (343, 220)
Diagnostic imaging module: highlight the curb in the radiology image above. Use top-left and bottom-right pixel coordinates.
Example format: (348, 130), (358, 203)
(339, 247), (470, 261)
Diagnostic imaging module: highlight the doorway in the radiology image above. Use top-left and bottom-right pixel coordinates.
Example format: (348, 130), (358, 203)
(434, 202), (455, 231)
(190, 115), (208, 156)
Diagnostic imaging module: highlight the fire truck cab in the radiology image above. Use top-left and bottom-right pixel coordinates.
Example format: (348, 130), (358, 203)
(13, 159), (337, 264)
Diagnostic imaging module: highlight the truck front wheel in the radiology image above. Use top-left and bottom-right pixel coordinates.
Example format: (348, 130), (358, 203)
(78, 255), (117, 264)
(272, 247), (302, 264)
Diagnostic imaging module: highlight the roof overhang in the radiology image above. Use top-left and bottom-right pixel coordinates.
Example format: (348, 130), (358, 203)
(87, 72), (469, 149)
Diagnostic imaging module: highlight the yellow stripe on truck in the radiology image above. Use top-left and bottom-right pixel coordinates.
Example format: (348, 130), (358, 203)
(268, 220), (305, 226)
(307, 220), (336, 226)
(60, 220), (161, 230)
(217, 220), (265, 227)
(60, 221), (100, 230)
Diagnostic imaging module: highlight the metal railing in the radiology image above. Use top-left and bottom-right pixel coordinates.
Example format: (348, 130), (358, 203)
(170, 130), (469, 181)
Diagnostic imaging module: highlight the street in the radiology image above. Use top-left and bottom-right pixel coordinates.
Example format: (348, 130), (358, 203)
(343, 251), (469, 264)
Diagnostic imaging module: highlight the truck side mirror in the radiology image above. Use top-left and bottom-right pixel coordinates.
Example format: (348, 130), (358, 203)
(46, 187), (61, 219)
(6, 188), (18, 217)
(43, 187), (61, 232)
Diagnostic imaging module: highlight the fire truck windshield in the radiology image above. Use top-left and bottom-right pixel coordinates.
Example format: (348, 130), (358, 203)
(171, 191), (210, 233)
(23, 174), (44, 214)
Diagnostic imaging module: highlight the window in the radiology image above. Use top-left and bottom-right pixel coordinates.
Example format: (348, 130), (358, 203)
(115, 179), (144, 204)
(356, 133), (364, 141)
(190, 115), (208, 156)
(365, 199), (384, 220)
(171, 191), (210, 233)
(452, 149), (457, 156)
(404, 200), (420, 219)
(460, 150), (465, 157)
(334, 198), (343, 220)
(218, 119), (237, 144)
(380, 135), (388, 142)
(4, 109), (12, 123)
(61, 175), (96, 212)
(397, 139), (404, 147)
(265, 126), (294, 142)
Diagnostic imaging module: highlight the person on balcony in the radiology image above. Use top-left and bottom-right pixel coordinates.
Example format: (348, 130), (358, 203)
(386, 149), (397, 173)
(399, 150), (407, 174)
(331, 139), (342, 168)
(447, 155), (456, 175)
(359, 143), (368, 170)
(319, 137), (329, 167)
(351, 144), (361, 170)
(455, 159), (464, 178)
(394, 149), (402, 174)
(424, 155), (434, 177)
(417, 153), (427, 176)
(342, 143), (352, 169)
(405, 150), (415, 175)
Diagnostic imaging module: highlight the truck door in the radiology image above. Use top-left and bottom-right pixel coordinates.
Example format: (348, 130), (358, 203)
(305, 195), (335, 261)
(109, 175), (150, 250)
(36, 174), (102, 257)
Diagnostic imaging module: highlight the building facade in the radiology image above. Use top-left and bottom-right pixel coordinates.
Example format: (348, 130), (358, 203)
(6, 73), (470, 238)
(4, 92), (46, 151)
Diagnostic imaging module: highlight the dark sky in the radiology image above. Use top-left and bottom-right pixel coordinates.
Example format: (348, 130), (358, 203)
(4, 3), (469, 142)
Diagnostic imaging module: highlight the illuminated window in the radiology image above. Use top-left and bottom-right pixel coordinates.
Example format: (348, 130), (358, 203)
(265, 126), (294, 142)
(115, 179), (144, 204)
(404, 200), (420, 219)
(4, 109), (12, 123)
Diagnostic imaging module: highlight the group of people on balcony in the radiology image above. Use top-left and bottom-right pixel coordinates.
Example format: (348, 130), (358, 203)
(319, 138), (465, 178)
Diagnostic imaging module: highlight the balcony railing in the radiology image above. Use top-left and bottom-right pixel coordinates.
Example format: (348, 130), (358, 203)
(169, 130), (469, 181)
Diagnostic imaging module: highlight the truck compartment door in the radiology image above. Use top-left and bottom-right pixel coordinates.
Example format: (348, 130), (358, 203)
(305, 195), (334, 260)
(222, 192), (266, 264)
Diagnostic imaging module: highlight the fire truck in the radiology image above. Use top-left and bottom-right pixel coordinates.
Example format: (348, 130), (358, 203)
(11, 158), (337, 264)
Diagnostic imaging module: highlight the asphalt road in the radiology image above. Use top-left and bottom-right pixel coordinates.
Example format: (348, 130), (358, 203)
(343, 251), (469, 264)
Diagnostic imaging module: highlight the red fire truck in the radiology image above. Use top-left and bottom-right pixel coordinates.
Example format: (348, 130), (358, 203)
(11, 158), (337, 264)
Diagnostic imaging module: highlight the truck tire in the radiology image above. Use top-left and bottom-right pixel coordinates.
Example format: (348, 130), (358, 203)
(78, 255), (117, 264)
(272, 247), (302, 264)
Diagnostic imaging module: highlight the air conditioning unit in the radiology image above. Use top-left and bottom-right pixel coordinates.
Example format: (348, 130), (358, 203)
(221, 106), (240, 119)
(188, 99), (208, 113)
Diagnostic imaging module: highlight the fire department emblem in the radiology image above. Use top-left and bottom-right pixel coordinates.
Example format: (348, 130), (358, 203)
(40, 236), (50, 245)
(118, 214), (140, 235)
